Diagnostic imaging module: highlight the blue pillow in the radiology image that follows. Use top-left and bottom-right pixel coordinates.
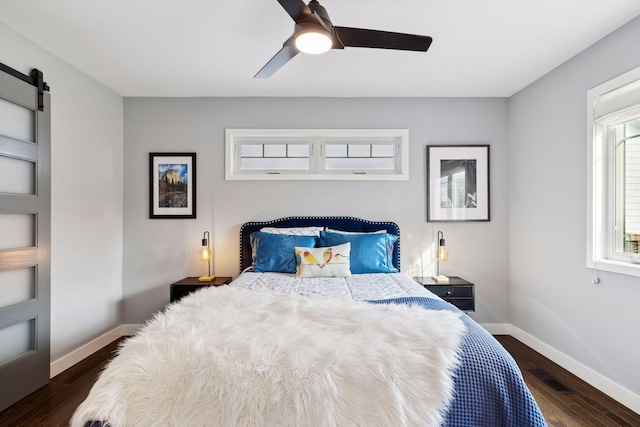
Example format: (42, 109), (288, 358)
(250, 232), (317, 273)
(318, 231), (398, 274)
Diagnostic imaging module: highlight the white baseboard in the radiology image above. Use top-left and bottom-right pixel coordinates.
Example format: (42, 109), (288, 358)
(119, 323), (143, 336)
(50, 324), (142, 378)
(510, 326), (640, 415)
(50, 322), (640, 415)
(479, 322), (512, 335)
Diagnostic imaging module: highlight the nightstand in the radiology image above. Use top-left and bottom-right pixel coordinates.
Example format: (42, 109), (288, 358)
(170, 276), (232, 303)
(414, 276), (475, 312)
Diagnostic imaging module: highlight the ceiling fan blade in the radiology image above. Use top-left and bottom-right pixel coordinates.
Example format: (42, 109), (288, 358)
(254, 38), (299, 79)
(277, 0), (313, 22)
(334, 26), (432, 52)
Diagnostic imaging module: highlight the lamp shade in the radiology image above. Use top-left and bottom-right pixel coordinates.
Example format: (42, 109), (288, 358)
(436, 231), (449, 261)
(198, 245), (212, 261)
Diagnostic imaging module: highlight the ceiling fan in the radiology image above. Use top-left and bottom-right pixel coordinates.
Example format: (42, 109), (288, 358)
(254, 0), (433, 78)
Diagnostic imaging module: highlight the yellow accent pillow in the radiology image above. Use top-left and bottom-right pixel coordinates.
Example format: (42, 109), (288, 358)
(295, 243), (351, 277)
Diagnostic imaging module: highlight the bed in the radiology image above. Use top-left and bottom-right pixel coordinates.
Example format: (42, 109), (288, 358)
(73, 216), (546, 427)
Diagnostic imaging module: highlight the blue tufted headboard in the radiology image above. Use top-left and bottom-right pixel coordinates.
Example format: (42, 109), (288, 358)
(239, 216), (400, 273)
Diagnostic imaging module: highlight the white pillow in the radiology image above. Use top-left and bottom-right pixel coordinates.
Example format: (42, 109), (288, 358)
(295, 243), (351, 277)
(325, 227), (386, 234)
(261, 226), (323, 236)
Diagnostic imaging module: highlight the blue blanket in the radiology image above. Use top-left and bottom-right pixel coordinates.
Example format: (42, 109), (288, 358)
(368, 297), (547, 427)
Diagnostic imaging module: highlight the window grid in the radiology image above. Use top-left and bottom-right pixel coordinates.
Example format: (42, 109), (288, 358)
(238, 142), (312, 172)
(239, 143), (311, 158)
(322, 142), (397, 172)
(324, 143), (396, 158)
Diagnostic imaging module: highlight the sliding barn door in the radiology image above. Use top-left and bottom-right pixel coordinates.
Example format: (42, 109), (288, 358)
(0, 66), (51, 411)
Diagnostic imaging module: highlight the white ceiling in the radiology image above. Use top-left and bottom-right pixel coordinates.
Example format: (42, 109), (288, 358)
(1, 0), (639, 98)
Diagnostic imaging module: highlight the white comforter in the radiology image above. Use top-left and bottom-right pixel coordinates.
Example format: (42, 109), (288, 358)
(72, 285), (463, 427)
(232, 272), (437, 301)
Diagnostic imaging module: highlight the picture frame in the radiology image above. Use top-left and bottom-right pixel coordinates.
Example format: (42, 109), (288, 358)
(427, 145), (490, 222)
(149, 152), (196, 219)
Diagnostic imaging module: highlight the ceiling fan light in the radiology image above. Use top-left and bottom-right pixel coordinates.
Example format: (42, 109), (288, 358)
(295, 30), (332, 54)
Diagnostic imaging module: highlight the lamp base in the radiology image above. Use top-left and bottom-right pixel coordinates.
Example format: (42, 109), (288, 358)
(431, 275), (450, 284)
(198, 275), (216, 282)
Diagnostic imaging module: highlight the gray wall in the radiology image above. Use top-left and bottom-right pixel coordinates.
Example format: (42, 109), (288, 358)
(0, 23), (124, 361)
(509, 16), (640, 396)
(123, 97), (510, 324)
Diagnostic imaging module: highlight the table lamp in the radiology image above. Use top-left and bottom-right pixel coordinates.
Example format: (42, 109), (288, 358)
(432, 231), (450, 284)
(198, 231), (215, 282)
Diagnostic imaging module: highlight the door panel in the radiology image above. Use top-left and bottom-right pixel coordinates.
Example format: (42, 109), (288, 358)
(0, 319), (35, 366)
(0, 96), (35, 143)
(0, 267), (36, 308)
(0, 155), (36, 194)
(0, 65), (50, 412)
(0, 213), (36, 250)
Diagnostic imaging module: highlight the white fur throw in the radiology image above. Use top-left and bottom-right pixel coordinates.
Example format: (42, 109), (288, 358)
(72, 287), (465, 427)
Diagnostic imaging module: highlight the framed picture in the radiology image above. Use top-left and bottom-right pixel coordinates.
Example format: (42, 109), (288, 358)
(149, 152), (196, 219)
(427, 145), (490, 222)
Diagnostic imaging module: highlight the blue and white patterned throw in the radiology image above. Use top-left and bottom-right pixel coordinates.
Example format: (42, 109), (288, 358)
(369, 297), (548, 427)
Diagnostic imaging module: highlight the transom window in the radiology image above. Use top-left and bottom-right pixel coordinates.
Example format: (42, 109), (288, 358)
(239, 142), (311, 172)
(226, 129), (408, 180)
(323, 141), (396, 172)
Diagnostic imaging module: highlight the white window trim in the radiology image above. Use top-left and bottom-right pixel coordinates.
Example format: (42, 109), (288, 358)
(587, 65), (640, 277)
(225, 129), (409, 181)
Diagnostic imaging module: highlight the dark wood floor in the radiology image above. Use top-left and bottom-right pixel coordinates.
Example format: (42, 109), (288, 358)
(0, 335), (638, 426)
(0, 338), (125, 427)
(495, 335), (640, 427)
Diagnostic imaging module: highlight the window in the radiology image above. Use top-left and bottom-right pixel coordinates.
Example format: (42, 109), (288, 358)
(239, 141), (311, 172)
(225, 129), (408, 180)
(588, 65), (640, 276)
(613, 118), (640, 254)
(322, 141), (397, 173)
